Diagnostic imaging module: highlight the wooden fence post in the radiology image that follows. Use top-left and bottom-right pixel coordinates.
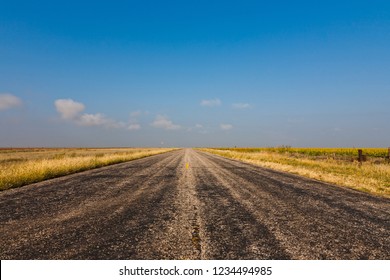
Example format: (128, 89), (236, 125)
(358, 149), (363, 163)
(387, 147), (390, 161)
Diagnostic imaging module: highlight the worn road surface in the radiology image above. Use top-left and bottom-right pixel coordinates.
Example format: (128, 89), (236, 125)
(1, 149), (389, 259)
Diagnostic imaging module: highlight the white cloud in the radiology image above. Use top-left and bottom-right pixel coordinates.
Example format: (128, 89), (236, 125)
(128, 123), (141, 131)
(195, 124), (203, 128)
(83, 114), (127, 128)
(200, 98), (221, 107)
(77, 113), (109, 126)
(0, 94), (22, 110)
(77, 113), (125, 128)
(220, 124), (233, 131)
(232, 103), (250, 109)
(55, 98), (126, 129)
(55, 99), (85, 120)
(151, 115), (181, 130)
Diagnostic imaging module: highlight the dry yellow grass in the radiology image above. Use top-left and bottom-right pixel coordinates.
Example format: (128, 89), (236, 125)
(200, 148), (390, 198)
(0, 148), (175, 191)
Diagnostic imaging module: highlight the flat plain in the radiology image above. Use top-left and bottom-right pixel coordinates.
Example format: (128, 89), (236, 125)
(0, 149), (389, 259)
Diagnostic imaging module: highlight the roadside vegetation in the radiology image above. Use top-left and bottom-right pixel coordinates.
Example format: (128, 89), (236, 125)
(0, 148), (175, 191)
(200, 147), (390, 198)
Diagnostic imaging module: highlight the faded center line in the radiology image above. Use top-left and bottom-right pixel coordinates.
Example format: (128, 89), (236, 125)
(172, 149), (204, 259)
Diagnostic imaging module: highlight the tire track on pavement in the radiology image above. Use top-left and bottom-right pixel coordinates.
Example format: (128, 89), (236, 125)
(0, 151), (182, 259)
(196, 150), (390, 259)
(190, 149), (290, 259)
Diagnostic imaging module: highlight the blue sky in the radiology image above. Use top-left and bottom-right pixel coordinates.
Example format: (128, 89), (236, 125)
(1, 0), (389, 147)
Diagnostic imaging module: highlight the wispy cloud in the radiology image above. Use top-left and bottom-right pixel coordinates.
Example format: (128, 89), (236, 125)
(130, 110), (142, 118)
(232, 103), (250, 109)
(128, 110), (148, 131)
(55, 99), (85, 120)
(77, 113), (123, 128)
(128, 123), (141, 131)
(220, 124), (233, 131)
(151, 115), (181, 130)
(195, 124), (208, 134)
(188, 123), (207, 133)
(55, 98), (125, 129)
(0, 93), (22, 111)
(200, 98), (221, 107)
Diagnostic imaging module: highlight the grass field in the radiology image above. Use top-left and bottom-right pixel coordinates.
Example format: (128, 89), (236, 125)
(0, 147), (175, 191)
(201, 147), (390, 198)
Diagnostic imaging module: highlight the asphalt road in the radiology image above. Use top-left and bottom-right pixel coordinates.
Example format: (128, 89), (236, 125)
(0, 149), (389, 259)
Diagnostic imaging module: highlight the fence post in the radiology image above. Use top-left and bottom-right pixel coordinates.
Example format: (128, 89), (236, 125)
(358, 149), (363, 163)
